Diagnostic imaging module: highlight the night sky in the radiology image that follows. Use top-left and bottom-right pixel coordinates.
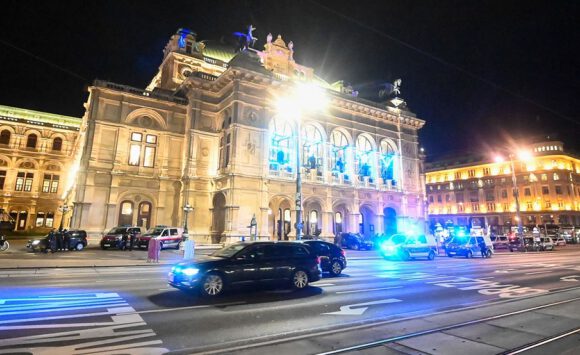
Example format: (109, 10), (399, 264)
(1, 0), (578, 160)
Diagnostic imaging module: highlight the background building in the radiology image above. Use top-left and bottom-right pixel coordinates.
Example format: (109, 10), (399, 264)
(426, 140), (580, 233)
(0, 105), (81, 232)
(64, 28), (427, 242)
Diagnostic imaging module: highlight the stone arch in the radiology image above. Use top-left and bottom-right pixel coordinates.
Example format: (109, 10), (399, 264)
(125, 108), (168, 130)
(116, 191), (157, 227)
(380, 138), (398, 154)
(269, 194), (293, 240)
(42, 160), (63, 172)
(383, 206), (398, 236)
(15, 158), (39, 170)
(355, 132), (377, 151)
(332, 200), (352, 235)
(359, 203), (378, 239)
(0, 155), (11, 168)
(303, 197), (323, 237)
(0, 127), (14, 145)
(329, 127), (353, 146)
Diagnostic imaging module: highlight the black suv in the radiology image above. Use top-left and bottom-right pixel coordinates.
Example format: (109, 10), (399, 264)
(339, 233), (373, 250)
(303, 240), (347, 276)
(27, 230), (88, 252)
(169, 242), (321, 297)
(100, 226), (142, 250)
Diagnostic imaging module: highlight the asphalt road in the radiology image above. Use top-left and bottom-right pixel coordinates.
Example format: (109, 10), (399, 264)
(1, 249), (579, 354)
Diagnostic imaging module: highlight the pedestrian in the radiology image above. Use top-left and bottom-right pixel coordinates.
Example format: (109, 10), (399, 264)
(47, 231), (57, 253)
(147, 237), (160, 263)
(129, 232), (136, 251)
(63, 230), (70, 251)
(478, 237), (487, 258)
(121, 233), (129, 251)
(56, 231), (63, 251)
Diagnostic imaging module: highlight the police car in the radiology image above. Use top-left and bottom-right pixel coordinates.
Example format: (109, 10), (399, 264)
(379, 233), (438, 261)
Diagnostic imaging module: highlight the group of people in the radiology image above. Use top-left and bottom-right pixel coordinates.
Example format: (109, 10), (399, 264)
(46, 230), (70, 252)
(117, 233), (138, 251)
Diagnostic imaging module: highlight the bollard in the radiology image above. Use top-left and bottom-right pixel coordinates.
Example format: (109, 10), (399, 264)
(183, 239), (195, 260)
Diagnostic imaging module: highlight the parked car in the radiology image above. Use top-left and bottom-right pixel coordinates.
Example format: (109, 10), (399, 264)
(446, 235), (494, 258)
(100, 226), (143, 250)
(539, 237), (555, 251)
(554, 236), (567, 246)
(490, 235), (509, 249)
(168, 241), (321, 297)
(27, 230), (88, 252)
(509, 236), (537, 252)
(137, 226), (183, 250)
(339, 232), (373, 250)
(380, 233), (438, 260)
(302, 240), (347, 276)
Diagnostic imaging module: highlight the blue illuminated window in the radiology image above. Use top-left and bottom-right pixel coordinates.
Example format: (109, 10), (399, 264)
(302, 123), (323, 173)
(269, 118), (294, 172)
(380, 139), (397, 184)
(355, 135), (374, 181)
(330, 130), (349, 175)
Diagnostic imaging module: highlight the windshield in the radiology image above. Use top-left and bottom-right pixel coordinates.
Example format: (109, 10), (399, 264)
(388, 234), (406, 245)
(144, 227), (164, 236)
(211, 243), (248, 258)
(107, 227), (127, 235)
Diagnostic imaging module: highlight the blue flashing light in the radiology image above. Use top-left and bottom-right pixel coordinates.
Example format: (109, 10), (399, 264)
(381, 242), (397, 255)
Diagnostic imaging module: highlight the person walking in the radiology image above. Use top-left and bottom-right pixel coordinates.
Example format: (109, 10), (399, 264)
(62, 230), (70, 251)
(147, 237), (160, 263)
(129, 231), (136, 251)
(47, 230), (57, 253)
(121, 233), (129, 251)
(55, 231), (63, 251)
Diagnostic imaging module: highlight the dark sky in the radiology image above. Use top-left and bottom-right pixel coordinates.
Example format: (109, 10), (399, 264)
(1, 0), (579, 160)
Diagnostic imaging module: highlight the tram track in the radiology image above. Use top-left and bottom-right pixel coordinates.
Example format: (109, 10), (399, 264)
(316, 294), (580, 354)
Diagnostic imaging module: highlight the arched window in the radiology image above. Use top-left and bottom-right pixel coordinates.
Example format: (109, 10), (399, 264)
(355, 135), (374, 180)
(308, 210), (318, 236)
(330, 130), (349, 175)
(118, 201), (134, 226)
(302, 123), (324, 173)
(0, 130), (10, 145)
(26, 134), (37, 149)
(269, 118), (294, 173)
(380, 139), (397, 183)
(137, 202), (152, 229)
(52, 137), (63, 151)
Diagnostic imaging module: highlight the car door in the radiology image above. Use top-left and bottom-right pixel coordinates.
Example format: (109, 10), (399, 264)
(309, 242), (331, 270)
(226, 245), (263, 285)
(169, 228), (179, 246)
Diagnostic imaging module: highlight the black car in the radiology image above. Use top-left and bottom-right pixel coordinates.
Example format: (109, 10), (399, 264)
(339, 233), (373, 250)
(100, 226), (142, 250)
(27, 230), (88, 252)
(302, 240), (347, 276)
(168, 241), (321, 297)
(509, 236), (537, 252)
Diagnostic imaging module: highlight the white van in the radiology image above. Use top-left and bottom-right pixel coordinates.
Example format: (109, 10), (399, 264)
(137, 226), (184, 250)
(380, 234), (438, 260)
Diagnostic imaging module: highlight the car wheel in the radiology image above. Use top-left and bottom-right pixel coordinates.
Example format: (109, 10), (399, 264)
(292, 269), (309, 289)
(329, 261), (343, 276)
(465, 251), (472, 259)
(428, 251), (436, 260)
(75, 243), (84, 251)
(351, 243), (359, 251)
(200, 273), (224, 297)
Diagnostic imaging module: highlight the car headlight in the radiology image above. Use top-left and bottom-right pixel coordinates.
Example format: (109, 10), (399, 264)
(182, 268), (199, 276)
(32, 240), (40, 245)
(381, 243), (396, 253)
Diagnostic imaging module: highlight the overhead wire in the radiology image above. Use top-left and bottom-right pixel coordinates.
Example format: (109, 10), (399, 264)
(308, 0), (579, 126)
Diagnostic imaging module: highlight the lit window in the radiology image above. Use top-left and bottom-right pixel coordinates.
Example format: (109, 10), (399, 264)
(553, 173), (559, 180)
(42, 174), (59, 193)
(129, 144), (141, 166)
(542, 186), (549, 195)
(131, 132), (142, 141)
(146, 135), (157, 144)
(36, 212), (45, 227)
(335, 212), (342, 223)
(45, 212), (54, 227)
(143, 146), (156, 167)
(309, 210), (318, 223)
(541, 174), (547, 181)
(121, 202), (133, 215)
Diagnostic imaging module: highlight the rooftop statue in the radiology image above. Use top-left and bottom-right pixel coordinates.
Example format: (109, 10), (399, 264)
(234, 25), (257, 51)
(378, 78), (403, 98)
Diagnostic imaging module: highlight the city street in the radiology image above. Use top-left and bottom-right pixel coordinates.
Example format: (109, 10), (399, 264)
(1, 247), (580, 354)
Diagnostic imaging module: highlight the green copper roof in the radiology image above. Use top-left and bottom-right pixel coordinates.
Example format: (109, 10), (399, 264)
(0, 104), (81, 128)
(203, 41), (237, 63)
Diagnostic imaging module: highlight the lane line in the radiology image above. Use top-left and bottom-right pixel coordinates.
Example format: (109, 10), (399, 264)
(525, 271), (553, 275)
(506, 327), (580, 354)
(336, 286), (402, 294)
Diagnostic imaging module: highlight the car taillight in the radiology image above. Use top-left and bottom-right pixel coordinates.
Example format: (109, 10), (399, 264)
(316, 256), (321, 264)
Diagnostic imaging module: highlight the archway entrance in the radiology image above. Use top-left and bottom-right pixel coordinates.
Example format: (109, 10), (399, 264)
(384, 207), (397, 236)
(304, 200), (322, 237)
(359, 205), (376, 239)
(118, 201), (134, 226)
(211, 193), (226, 243)
(269, 197), (292, 240)
(137, 202), (152, 229)
(333, 203), (349, 235)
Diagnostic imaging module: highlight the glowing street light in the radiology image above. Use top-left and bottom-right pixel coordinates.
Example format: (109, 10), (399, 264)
(275, 83), (328, 240)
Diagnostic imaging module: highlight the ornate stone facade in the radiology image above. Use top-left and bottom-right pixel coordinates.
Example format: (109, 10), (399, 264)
(70, 28), (427, 243)
(0, 105), (81, 231)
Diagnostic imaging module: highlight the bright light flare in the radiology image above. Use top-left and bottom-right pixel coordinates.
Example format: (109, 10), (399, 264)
(516, 150), (532, 162)
(275, 83), (328, 120)
(494, 155), (505, 163)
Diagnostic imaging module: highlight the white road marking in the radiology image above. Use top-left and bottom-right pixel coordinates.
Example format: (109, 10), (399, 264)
(313, 283), (335, 287)
(336, 286), (402, 294)
(560, 275), (579, 282)
(525, 271), (553, 275)
(323, 298), (402, 316)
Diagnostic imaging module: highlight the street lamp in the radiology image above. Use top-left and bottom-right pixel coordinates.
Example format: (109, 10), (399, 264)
(182, 203), (193, 241)
(494, 149), (533, 239)
(276, 83), (328, 240)
(58, 205), (71, 232)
